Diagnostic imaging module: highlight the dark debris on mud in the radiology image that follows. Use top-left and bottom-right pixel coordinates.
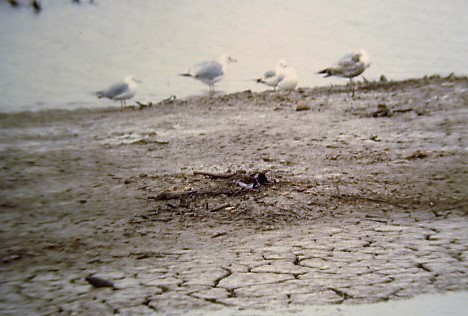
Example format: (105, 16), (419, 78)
(132, 168), (466, 230)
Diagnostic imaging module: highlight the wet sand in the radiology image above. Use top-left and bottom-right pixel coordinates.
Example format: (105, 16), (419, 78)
(0, 76), (467, 315)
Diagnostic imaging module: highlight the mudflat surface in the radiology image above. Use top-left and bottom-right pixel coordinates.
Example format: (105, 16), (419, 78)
(0, 76), (467, 315)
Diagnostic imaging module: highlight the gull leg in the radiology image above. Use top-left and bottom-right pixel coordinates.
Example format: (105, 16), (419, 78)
(350, 78), (355, 98)
(208, 83), (215, 95)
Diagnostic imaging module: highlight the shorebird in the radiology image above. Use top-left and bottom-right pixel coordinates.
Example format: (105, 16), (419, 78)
(318, 49), (370, 96)
(180, 54), (237, 93)
(256, 60), (298, 91)
(95, 75), (140, 107)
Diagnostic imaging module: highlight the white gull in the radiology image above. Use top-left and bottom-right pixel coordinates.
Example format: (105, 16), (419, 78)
(95, 75), (140, 107)
(180, 54), (237, 92)
(256, 60), (298, 91)
(318, 49), (370, 95)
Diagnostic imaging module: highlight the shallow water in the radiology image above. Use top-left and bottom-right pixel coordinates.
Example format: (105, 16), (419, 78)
(0, 0), (467, 112)
(202, 291), (468, 316)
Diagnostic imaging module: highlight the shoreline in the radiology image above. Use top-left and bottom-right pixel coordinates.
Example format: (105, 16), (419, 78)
(0, 74), (464, 117)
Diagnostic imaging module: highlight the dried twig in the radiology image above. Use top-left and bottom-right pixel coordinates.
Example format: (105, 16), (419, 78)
(211, 231), (228, 238)
(149, 190), (197, 201)
(393, 108), (414, 113)
(135, 101), (153, 109)
(211, 203), (231, 212)
(148, 189), (244, 201)
(193, 170), (240, 179)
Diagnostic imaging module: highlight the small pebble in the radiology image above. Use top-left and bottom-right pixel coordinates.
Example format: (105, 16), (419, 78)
(85, 276), (117, 289)
(296, 100), (311, 111)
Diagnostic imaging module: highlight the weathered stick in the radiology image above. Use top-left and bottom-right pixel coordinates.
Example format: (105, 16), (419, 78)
(193, 170), (240, 179)
(148, 189), (243, 201)
(148, 190), (197, 201)
(211, 203), (232, 212)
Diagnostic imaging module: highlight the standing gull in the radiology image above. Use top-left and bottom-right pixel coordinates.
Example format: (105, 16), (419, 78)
(95, 75), (140, 107)
(256, 60), (298, 91)
(180, 54), (237, 92)
(318, 49), (370, 96)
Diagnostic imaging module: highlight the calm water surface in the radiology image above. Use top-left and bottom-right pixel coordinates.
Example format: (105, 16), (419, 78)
(203, 291), (468, 316)
(0, 0), (467, 112)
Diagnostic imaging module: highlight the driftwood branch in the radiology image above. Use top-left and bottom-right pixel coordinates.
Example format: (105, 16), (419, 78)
(148, 190), (197, 201)
(211, 203), (232, 212)
(148, 189), (244, 201)
(193, 170), (240, 179)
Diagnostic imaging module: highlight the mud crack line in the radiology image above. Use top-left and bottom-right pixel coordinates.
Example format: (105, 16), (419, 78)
(329, 287), (354, 303)
(213, 267), (232, 288)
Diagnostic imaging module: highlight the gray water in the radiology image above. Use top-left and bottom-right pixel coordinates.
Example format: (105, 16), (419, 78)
(202, 291), (468, 315)
(0, 0), (467, 112)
